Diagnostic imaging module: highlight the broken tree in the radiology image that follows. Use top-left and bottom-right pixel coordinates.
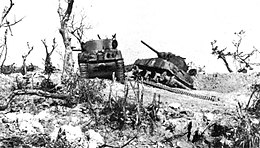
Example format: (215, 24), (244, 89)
(21, 42), (34, 75)
(58, 0), (75, 79)
(0, 0), (23, 73)
(211, 30), (260, 73)
(41, 38), (57, 74)
(41, 38), (57, 92)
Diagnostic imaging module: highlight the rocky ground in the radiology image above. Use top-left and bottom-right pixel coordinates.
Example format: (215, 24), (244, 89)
(0, 71), (260, 148)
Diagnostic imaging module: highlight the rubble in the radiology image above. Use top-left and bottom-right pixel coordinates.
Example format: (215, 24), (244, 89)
(168, 102), (182, 110)
(173, 139), (194, 148)
(0, 71), (258, 147)
(86, 129), (104, 148)
(50, 125), (88, 147)
(203, 112), (215, 122)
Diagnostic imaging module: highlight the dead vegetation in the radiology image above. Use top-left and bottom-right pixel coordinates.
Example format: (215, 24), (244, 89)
(21, 42), (34, 75)
(0, 0), (23, 74)
(1, 1), (260, 148)
(211, 30), (260, 73)
(0, 69), (260, 147)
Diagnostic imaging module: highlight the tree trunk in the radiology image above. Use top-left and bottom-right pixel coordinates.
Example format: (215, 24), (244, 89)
(220, 56), (233, 73)
(59, 0), (75, 78)
(60, 28), (74, 76)
(0, 30), (8, 73)
(22, 58), (26, 75)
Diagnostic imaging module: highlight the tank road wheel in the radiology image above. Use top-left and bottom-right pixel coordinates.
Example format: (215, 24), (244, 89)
(143, 70), (152, 80)
(79, 63), (89, 78)
(132, 66), (140, 78)
(115, 60), (125, 83)
(159, 71), (167, 82)
(148, 71), (160, 83)
(151, 72), (160, 83)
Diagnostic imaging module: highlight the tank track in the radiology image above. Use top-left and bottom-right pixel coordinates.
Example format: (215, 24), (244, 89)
(143, 80), (220, 102)
(115, 60), (125, 83)
(127, 65), (220, 102)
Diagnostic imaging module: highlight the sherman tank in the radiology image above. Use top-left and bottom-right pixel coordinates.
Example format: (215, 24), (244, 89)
(132, 41), (195, 89)
(76, 34), (125, 82)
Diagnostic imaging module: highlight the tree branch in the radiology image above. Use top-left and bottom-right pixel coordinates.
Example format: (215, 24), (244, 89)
(1, 0), (14, 24)
(21, 42), (34, 75)
(41, 38), (57, 74)
(58, 0), (74, 24)
(64, 0), (74, 21)
(1, 17), (24, 28)
(1, 29), (8, 73)
(41, 39), (48, 54)
(0, 89), (70, 111)
(211, 30), (260, 73)
(70, 13), (91, 45)
(24, 42), (34, 58)
(211, 41), (233, 72)
(50, 38), (57, 55)
(0, 0), (24, 33)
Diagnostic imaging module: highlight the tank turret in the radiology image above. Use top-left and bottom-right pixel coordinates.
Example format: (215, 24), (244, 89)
(141, 40), (188, 72)
(132, 40), (194, 89)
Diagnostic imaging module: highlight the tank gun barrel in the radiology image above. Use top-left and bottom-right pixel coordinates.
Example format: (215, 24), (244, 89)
(141, 40), (160, 55)
(72, 49), (81, 51)
(71, 46), (81, 51)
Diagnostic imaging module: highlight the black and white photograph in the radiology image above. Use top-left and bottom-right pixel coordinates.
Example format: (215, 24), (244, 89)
(0, 0), (260, 147)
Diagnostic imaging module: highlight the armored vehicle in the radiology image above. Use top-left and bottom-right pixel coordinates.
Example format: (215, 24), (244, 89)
(77, 34), (125, 82)
(132, 41), (194, 89)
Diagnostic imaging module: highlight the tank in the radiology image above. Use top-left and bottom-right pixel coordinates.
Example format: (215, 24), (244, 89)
(77, 34), (125, 82)
(132, 41), (194, 89)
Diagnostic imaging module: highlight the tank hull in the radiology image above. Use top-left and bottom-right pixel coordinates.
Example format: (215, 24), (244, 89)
(79, 60), (124, 78)
(133, 58), (194, 89)
(77, 38), (125, 82)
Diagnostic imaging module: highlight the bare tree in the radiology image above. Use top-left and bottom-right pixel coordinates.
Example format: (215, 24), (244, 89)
(0, 30), (8, 72)
(0, 0), (23, 73)
(70, 13), (91, 48)
(211, 30), (260, 73)
(211, 40), (233, 73)
(41, 38), (57, 75)
(57, 0), (75, 79)
(21, 42), (34, 75)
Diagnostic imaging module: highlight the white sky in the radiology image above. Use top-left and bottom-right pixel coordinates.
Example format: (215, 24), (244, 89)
(1, 0), (260, 73)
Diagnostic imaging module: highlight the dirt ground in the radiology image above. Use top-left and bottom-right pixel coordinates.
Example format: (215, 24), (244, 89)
(0, 71), (259, 147)
(112, 72), (260, 113)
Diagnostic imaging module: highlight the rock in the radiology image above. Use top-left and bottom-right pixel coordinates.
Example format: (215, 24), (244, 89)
(16, 112), (44, 134)
(61, 125), (84, 142)
(251, 118), (259, 124)
(35, 110), (51, 121)
(168, 102), (181, 110)
(50, 125), (88, 147)
(203, 112), (214, 122)
(3, 112), (18, 122)
(179, 110), (194, 117)
(4, 112), (45, 134)
(19, 119), (44, 134)
(157, 108), (166, 123)
(87, 129), (104, 148)
(166, 118), (190, 134)
(49, 126), (60, 141)
(17, 113), (34, 121)
(69, 116), (80, 125)
(172, 139), (194, 148)
(193, 112), (203, 121)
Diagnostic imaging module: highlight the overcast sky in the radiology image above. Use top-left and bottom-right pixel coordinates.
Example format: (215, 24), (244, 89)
(1, 0), (260, 73)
